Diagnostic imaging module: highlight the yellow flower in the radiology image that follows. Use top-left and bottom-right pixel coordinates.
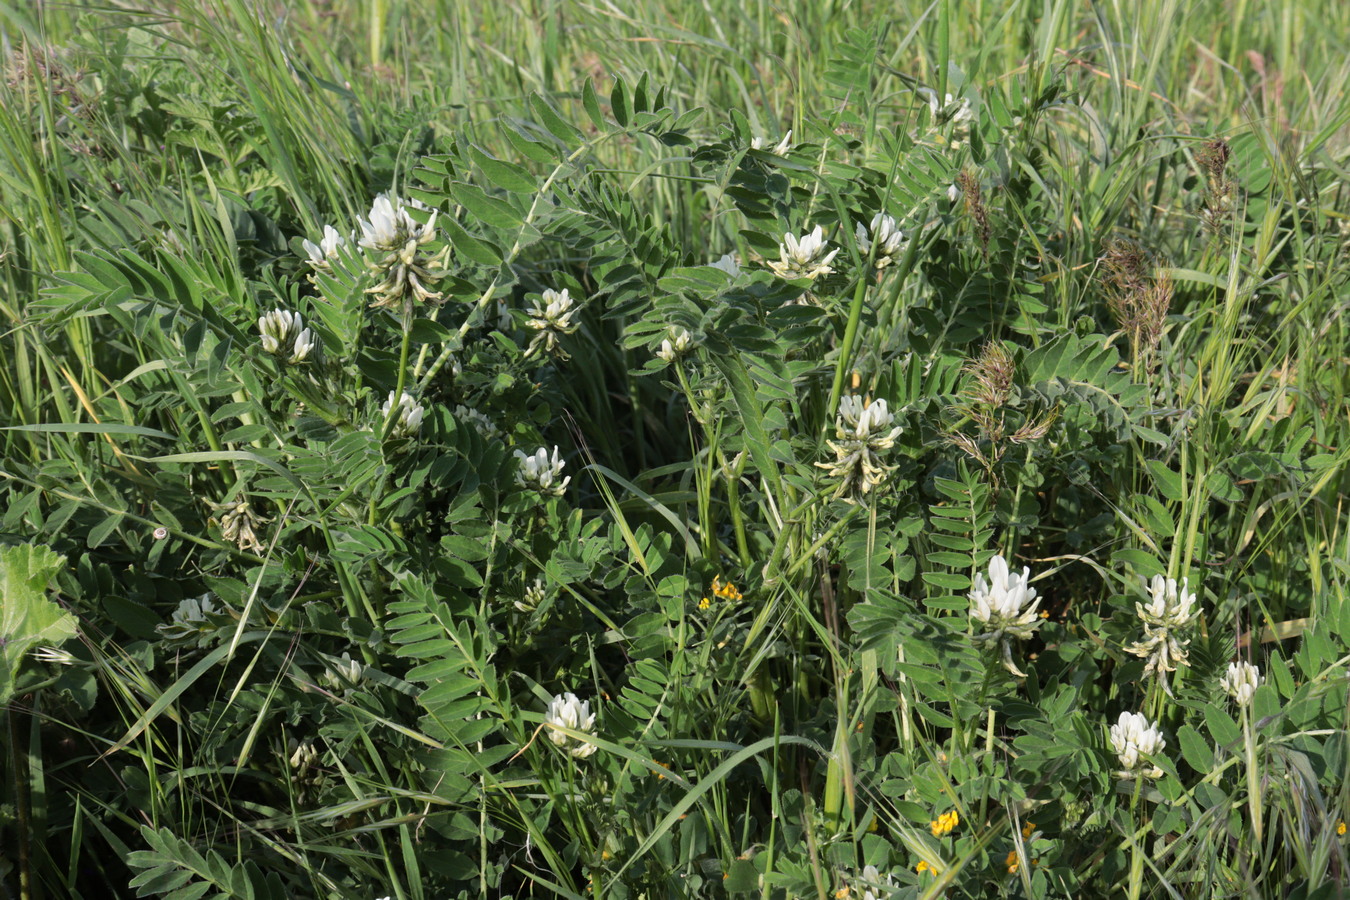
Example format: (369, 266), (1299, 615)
(930, 809), (959, 837)
(1022, 821), (1035, 838)
(712, 575), (743, 601)
(1338, 821), (1347, 836)
(915, 860), (931, 874)
(1005, 850), (1019, 873)
(698, 596), (711, 610)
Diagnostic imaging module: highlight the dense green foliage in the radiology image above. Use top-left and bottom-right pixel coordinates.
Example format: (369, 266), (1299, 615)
(2, 1), (1349, 898)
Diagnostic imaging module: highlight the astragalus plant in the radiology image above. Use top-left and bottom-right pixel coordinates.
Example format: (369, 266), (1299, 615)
(2, 2), (1349, 900)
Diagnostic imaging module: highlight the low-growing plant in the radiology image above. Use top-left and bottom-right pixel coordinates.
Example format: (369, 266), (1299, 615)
(2, 2), (1349, 899)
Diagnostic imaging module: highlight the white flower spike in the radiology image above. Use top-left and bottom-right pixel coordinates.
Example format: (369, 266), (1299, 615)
(515, 446), (570, 497)
(380, 391), (425, 440)
(523, 288), (582, 359)
(969, 554), (1043, 676)
(1220, 661), (1261, 708)
(856, 213), (907, 269)
(1126, 574), (1198, 693)
(302, 224), (347, 270)
(546, 692), (598, 758)
(815, 394), (903, 503)
(768, 225), (840, 281)
(1110, 711), (1166, 780)
(258, 309), (316, 364)
(655, 327), (694, 363)
(751, 130), (792, 156)
(359, 193), (446, 309)
(710, 253), (742, 276)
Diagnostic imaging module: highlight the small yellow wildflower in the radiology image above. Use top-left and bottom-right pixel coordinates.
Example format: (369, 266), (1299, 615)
(712, 575), (743, 601)
(698, 596), (711, 610)
(835, 889), (850, 899)
(1338, 821), (1347, 836)
(1022, 821), (1035, 838)
(915, 860), (931, 875)
(1005, 850), (1020, 873)
(930, 809), (959, 837)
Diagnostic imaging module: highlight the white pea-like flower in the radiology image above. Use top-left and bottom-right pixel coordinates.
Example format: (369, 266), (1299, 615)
(856, 865), (897, 900)
(969, 554), (1043, 676)
(514, 446), (570, 497)
(1137, 575), (1197, 629)
(751, 130), (792, 155)
(546, 691), (598, 758)
(1110, 711), (1166, 780)
(258, 309), (315, 364)
(289, 325), (316, 364)
(359, 193), (446, 309)
(768, 226), (840, 281)
(1220, 661), (1262, 708)
(655, 327), (694, 363)
(523, 288), (582, 359)
(302, 224), (347, 269)
(515, 576), (546, 613)
(1127, 575), (1198, 690)
(453, 404), (501, 439)
(815, 395), (903, 502)
(320, 652), (364, 692)
(709, 253), (741, 276)
(856, 213), (907, 268)
(380, 391), (425, 439)
(358, 193), (437, 253)
(918, 88), (975, 126)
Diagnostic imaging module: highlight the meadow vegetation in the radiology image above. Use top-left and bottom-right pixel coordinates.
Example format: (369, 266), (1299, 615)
(2, 1), (1350, 897)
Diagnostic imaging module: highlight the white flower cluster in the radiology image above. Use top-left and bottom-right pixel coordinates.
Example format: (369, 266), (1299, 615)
(1220, 660), (1261, 708)
(854, 865), (897, 900)
(815, 395), (902, 502)
(319, 652), (363, 693)
(655, 327), (694, 363)
(1110, 711), (1166, 780)
(514, 445), (570, 497)
(515, 576), (546, 614)
(358, 193), (447, 309)
(358, 193), (436, 254)
(523, 288), (582, 359)
(258, 309), (316, 365)
(709, 253), (741, 276)
(546, 691), (598, 758)
(768, 226), (840, 281)
(918, 87), (976, 147)
(301, 224), (348, 272)
(969, 554), (1044, 676)
(380, 391), (425, 440)
(856, 213), (907, 269)
(453, 404), (501, 439)
(919, 88), (975, 125)
(751, 130), (792, 156)
(216, 496), (269, 553)
(1126, 575), (1197, 689)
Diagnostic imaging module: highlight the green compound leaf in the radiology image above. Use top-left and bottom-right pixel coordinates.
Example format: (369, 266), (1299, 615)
(0, 543), (75, 706)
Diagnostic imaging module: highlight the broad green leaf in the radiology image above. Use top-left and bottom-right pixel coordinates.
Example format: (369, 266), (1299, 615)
(0, 543), (75, 705)
(470, 144), (537, 193)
